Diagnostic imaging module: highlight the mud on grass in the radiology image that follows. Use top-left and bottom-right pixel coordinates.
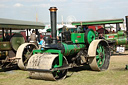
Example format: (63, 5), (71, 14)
(0, 52), (128, 85)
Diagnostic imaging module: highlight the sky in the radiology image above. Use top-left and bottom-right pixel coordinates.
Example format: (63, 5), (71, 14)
(0, 0), (128, 24)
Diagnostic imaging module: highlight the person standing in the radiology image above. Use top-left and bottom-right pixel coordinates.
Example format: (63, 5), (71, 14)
(29, 30), (37, 44)
(39, 35), (45, 50)
(3, 32), (11, 41)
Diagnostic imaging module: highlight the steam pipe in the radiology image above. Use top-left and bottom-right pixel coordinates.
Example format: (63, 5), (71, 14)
(49, 7), (58, 44)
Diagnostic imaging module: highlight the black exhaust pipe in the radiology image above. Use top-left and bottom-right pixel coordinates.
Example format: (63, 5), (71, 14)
(49, 7), (58, 44)
(125, 16), (128, 35)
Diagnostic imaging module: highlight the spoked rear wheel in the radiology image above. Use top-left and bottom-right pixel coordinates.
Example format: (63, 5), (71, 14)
(88, 39), (110, 71)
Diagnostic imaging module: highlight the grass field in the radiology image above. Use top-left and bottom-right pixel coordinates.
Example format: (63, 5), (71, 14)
(0, 52), (128, 85)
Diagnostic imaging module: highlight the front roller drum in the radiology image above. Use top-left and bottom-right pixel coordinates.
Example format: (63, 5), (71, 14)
(26, 54), (68, 81)
(88, 39), (110, 71)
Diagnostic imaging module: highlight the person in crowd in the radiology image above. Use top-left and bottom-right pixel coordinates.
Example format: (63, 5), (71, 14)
(5, 33), (11, 41)
(112, 30), (115, 33)
(3, 32), (11, 41)
(29, 30), (37, 44)
(39, 35), (45, 50)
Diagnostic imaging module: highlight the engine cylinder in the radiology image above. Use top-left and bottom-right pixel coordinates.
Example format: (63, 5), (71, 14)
(62, 43), (86, 56)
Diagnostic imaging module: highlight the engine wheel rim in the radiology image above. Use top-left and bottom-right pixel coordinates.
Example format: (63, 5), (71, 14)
(88, 39), (110, 71)
(22, 45), (36, 66)
(96, 44), (105, 67)
(16, 43), (38, 70)
(52, 57), (68, 80)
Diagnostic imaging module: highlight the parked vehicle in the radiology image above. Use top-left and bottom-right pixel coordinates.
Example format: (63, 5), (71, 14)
(0, 18), (45, 69)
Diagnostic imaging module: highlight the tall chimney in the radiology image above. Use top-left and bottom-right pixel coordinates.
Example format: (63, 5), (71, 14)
(125, 16), (128, 34)
(49, 7), (58, 44)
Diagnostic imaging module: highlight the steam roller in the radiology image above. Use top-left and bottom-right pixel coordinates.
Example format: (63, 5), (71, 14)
(26, 7), (110, 81)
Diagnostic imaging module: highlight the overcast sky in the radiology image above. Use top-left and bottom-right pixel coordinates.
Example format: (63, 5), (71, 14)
(0, 0), (128, 24)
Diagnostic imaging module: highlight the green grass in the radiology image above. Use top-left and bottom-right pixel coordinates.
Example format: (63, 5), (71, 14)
(0, 54), (128, 85)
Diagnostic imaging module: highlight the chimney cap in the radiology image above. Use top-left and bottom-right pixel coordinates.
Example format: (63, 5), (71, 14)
(49, 7), (58, 12)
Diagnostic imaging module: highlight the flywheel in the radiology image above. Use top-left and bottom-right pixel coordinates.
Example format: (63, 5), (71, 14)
(85, 29), (96, 45)
(10, 33), (25, 51)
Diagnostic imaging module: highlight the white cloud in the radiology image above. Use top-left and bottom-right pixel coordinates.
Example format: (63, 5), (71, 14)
(0, 0), (44, 2)
(21, 0), (44, 2)
(71, 0), (109, 4)
(72, 0), (92, 3)
(33, 4), (50, 8)
(13, 3), (23, 7)
(50, 0), (67, 2)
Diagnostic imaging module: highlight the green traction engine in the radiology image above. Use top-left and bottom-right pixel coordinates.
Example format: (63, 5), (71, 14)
(103, 17), (128, 53)
(105, 31), (128, 45)
(0, 33), (25, 68)
(104, 31), (128, 53)
(104, 16), (128, 47)
(26, 7), (110, 81)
